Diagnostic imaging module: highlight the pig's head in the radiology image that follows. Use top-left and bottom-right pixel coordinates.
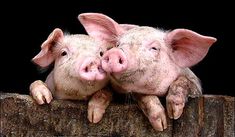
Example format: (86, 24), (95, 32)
(79, 13), (216, 95)
(32, 28), (108, 96)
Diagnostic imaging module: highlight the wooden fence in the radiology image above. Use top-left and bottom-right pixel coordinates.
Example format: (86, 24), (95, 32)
(0, 93), (234, 137)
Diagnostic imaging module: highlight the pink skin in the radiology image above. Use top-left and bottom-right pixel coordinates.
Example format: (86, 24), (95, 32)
(79, 57), (106, 81)
(30, 28), (112, 123)
(101, 48), (128, 73)
(79, 13), (216, 131)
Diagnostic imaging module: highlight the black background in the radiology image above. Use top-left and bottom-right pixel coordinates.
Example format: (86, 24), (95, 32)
(0, 1), (234, 96)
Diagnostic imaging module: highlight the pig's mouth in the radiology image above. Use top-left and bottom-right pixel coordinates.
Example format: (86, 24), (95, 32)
(81, 66), (107, 81)
(80, 63), (107, 81)
(110, 68), (145, 84)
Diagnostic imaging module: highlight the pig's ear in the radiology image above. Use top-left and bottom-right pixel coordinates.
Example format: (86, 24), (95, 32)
(166, 29), (217, 68)
(32, 28), (64, 67)
(78, 13), (124, 44)
(120, 24), (139, 31)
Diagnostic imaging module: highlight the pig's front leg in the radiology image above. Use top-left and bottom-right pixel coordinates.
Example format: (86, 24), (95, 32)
(166, 70), (202, 119)
(133, 93), (167, 131)
(29, 80), (53, 104)
(88, 87), (112, 123)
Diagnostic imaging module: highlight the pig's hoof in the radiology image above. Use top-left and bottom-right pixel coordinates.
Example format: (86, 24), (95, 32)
(88, 106), (105, 123)
(30, 86), (53, 105)
(166, 95), (185, 119)
(148, 108), (167, 131)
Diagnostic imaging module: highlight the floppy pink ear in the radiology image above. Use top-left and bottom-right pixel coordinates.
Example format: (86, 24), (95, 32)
(166, 29), (217, 68)
(32, 28), (64, 67)
(78, 13), (124, 44)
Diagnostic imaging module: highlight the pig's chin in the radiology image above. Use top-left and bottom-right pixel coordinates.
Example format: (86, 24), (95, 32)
(109, 71), (124, 81)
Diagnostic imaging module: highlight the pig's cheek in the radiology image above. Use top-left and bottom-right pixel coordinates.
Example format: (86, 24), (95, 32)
(153, 50), (161, 61)
(72, 59), (90, 80)
(122, 49), (136, 71)
(55, 57), (70, 67)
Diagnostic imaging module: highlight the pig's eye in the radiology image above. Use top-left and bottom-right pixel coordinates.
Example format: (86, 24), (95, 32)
(61, 51), (67, 56)
(150, 47), (159, 51)
(100, 51), (103, 57)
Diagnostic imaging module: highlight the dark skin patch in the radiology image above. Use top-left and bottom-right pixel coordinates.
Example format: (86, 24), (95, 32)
(167, 75), (201, 100)
(79, 79), (96, 92)
(64, 90), (79, 96)
(55, 85), (81, 98)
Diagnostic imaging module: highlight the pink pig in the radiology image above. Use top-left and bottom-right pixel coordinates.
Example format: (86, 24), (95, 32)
(30, 28), (112, 123)
(78, 13), (216, 131)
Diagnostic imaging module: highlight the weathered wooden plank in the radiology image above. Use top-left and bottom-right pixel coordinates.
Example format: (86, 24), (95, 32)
(0, 93), (172, 136)
(0, 93), (234, 136)
(202, 95), (225, 137)
(172, 97), (202, 137)
(172, 95), (235, 137)
(202, 95), (235, 137)
(223, 96), (235, 137)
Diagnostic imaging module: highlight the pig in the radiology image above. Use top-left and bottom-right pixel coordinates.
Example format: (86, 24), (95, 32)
(29, 28), (112, 123)
(78, 13), (216, 131)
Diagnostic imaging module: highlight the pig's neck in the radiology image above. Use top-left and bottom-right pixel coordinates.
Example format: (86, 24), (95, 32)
(153, 69), (180, 96)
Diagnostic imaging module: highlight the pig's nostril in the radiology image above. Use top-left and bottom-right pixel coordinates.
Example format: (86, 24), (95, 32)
(119, 58), (123, 64)
(98, 66), (105, 73)
(85, 67), (89, 72)
(104, 57), (109, 63)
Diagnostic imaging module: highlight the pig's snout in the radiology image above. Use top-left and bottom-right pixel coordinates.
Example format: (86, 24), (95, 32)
(101, 48), (128, 73)
(80, 58), (106, 81)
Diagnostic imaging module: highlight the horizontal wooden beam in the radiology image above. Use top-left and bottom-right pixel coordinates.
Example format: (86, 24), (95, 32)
(0, 93), (234, 137)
